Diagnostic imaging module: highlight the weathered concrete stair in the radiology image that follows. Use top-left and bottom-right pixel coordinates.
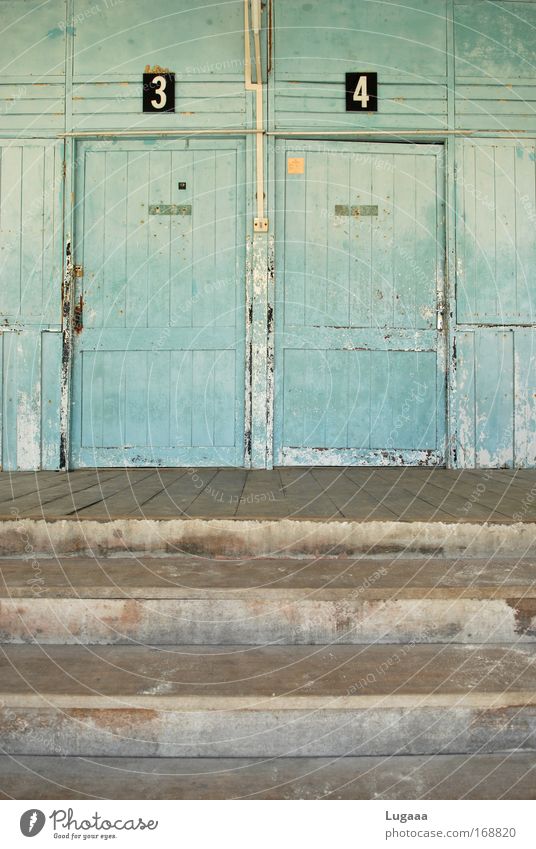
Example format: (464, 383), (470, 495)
(1, 555), (535, 798)
(1, 556), (536, 644)
(1, 754), (535, 800)
(1, 641), (536, 759)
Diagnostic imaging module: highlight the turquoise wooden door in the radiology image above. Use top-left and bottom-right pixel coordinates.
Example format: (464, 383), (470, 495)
(71, 140), (246, 467)
(274, 141), (446, 466)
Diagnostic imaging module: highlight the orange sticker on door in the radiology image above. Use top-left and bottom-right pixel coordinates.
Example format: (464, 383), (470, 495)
(287, 157), (305, 174)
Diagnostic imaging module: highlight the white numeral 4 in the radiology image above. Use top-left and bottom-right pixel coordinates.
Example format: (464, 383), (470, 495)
(353, 75), (370, 108)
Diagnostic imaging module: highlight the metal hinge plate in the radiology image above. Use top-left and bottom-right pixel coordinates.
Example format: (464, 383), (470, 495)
(254, 217), (269, 232)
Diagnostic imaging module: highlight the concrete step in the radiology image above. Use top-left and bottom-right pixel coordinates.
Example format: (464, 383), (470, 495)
(1, 753), (535, 800)
(1, 556), (535, 644)
(2, 514), (536, 559)
(1, 643), (536, 756)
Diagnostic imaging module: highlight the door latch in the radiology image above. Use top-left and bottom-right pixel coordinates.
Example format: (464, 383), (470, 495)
(436, 289), (445, 331)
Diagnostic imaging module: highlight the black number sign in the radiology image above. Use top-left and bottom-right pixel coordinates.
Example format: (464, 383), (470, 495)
(143, 73), (175, 113)
(345, 73), (378, 112)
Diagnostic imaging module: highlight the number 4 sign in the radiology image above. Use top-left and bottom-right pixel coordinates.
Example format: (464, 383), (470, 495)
(143, 72), (175, 113)
(345, 72), (378, 112)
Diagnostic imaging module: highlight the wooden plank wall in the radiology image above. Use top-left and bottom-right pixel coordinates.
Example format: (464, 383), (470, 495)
(0, 141), (63, 470)
(271, 0), (536, 468)
(0, 0), (247, 470)
(0, 0), (535, 468)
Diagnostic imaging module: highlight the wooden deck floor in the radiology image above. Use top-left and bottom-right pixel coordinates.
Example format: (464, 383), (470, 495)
(1, 467), (536, 522)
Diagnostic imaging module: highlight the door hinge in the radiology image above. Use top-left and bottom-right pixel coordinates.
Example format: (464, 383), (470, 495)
(254, 217), (269, 232)
(74, 264), (84, 278)
(437, 289), (445, 331)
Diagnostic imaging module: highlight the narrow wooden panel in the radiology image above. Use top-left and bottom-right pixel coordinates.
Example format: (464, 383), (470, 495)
(515, 145), (536, 322)
(81, 352), (104, 450)
(0, 331), (41, 470)
(170, 350), (193, 447)
(82, 152), (106, 328)
(282, 155), (306, 327)
(514, 330), (536, 468)
(125, 152), (149, 330)
(124, 351), (148, 447)
(474, 146), (496, 320)
(349, 153), (372, 328)
(457, 141), (536, 325)
(21, 147), (45, 318)
(192, 350), (215, 446)
(213, 350), (236, 447)
(147, 351), (170, 449)
(213, 150), (237, 329)
(494, 145), (517, 319)
(102, 152), (128, 329)
(191, 150), (216, 329)
(147, 150), (172, 329)
(0, 147), (22, 317)
(0, 335), (3, 469)
(413, 153), (438, 330)
(371, 154), (395, 330)
(40, 331), (62, 470)
(326, 153), (350, 327)
(304, 153), (328, 326)
(324, 350), (349, 448)
(346, 351), (372, 449)
(0, 142), (62, 332)
(475, 331), (514, 468)
(169, 151), (193, 327)
(393, 154), (417, 329)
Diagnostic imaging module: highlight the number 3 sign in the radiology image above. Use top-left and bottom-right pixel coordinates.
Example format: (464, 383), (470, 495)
(143, 72), (175, 113)
(345, 73), (378, 112)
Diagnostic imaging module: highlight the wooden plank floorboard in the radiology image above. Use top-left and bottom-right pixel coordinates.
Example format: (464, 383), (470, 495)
(277, 469), (343, 518)
(139, 469), (220, 518)
(0, 470), (126, 516)
(1, 468), (536, 523)
(311, 469), (400, 521)
(234, 470), (287, 518)
(368, 470), (514, 521)
(76, 471), (185, 518)
(187, 470), (248, 518)
(35, 470), (158, 517)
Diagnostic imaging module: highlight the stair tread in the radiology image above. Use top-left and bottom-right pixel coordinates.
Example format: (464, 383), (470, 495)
(2, 556), (535, 599)
(1, 643), (536, 708)
(1, 753), (535, 799)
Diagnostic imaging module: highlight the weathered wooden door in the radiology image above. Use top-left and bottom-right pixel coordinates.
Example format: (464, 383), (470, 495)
(274, 141), (446, 465)
(71, 139), (246, 467)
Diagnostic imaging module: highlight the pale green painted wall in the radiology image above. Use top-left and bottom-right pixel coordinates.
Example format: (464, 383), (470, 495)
(0, 0), (535, 468)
